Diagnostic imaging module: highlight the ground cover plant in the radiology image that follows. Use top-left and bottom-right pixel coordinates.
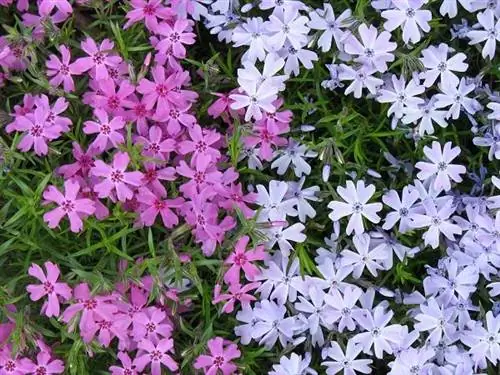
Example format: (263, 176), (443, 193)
(0, 0), (499, 374)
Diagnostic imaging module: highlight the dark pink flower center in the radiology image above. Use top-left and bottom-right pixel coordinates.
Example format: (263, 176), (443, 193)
(169, 32), (180, 42)
(98, 320), (111, 329)
(100, 123), (111, 135)
(231, 193), (242, 202)
(30, 124), (44, 137)
(43, 281), (54, 293)
(196, 214), (205, 226)
(108, 67), (119, 79)
(124, 369), (134, 375)
(147, 142), (160, 154)
(213, 355), (225, 367)
(135, 104), (147, 117)
(233, 253), (247, 266)
(143, 4), (156, 15)
(144, 169), (157, 182)
(62, 199), (75, 212)
(59, 64), (70, 75)
(107, 95), (120, 109)
(47, 112), (55, 124)
(150, 350), (162, 361)
(83, 299), (97, 310)
(5, 360), (16, 371)
(111, 170), (124, 182)
(79, 155), (94, 169)
(93, 52), (105, 65)
(35, 366), (47, 375)
(195, 141), (207, 153)
(146, 322), (157, 333)
(169, 109), (179, 119)
(154, 200), (165, 210)
(156, 84), (169, 97)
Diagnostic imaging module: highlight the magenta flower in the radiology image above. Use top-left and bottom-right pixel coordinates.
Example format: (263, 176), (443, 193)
(38, 95), (72, 132)
(208, 93), (230, 118)
(135, 125), (176, 161)
(6, 106), (62, 156)
(93, 78), (135, 116)
(224, 236), (266, 285)
(82, 316), (126, 346)
(163, 105), (196, 135)
(132, 306), (173, 342)
(137, 187), (184, 228)
(19, 351), (64, 374)
(141, 162), (176, 197)
(72, 38), (122, 80)
(91, 152), (144, 202)
(135, 338), (178, 375)
(212, 282), (260, 313)
(43, 179), (96, 233)
(177, 158), (222, 199)
(26, 261), (72, 318)
(57, 142), (98, 178)
(109, 352), (140, 375)
(216, 182), (257, 219)
(123, 94), (152, 135)
(136, 65), (184, 117)
(155, 19), (196, 59)
(194, 337), (241, 375)
(244, 120), (288, 161)
(83, 109), (125, 152)
(178, 124), (221, 167)
(62, 283), (117, 332)
(46, 45), (82, 92)
(124, 0), (174, 32)
(39, 0), (72, 16)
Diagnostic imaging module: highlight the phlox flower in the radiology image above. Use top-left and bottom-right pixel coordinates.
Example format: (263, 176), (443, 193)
(255, 180), (297, 222)
(389, 347), (435, 374)
(377, 75), (425, 120)
(43, 179), (96, 233)
(26, 261), (72, 318)
(135, 125), (176, 161)
(382, 0), (432, 44)
(271, 139), (317, 177)
(461, 311), (500, 364)
(328, 180), (383, 235)
(414, 297), (456, 345)
(232, 17), (269, 63)
(132, 306), (173, 342)
(252, 299), (297, 349)
(434, 78), (479, 119)
(244, 119), (288, 161)
(176, 158), (222, 198)
(270, 353), (317, 375)
(212, 282), (260, 313)
(382, 186), (420, 232)
(19, 351), (64, 374)
(155, 19), (196, 59)
(215, 182), (257, 219)
(230, 79), (279, 122)
(344, 23), (397, 73)
(257, 255), (301, 304)
(401, 99), (448, 136)
(280, 43), (319, 77)
(324, 286), (363, 332)
(265, 6), (309, 50)
(262, 222), (306, 256)
(338, 64), (384, 99)
(72, 38), (122, 80)
(135, 338), (178, 375)
(93, 79), (135, 116)
(419, 43), (468, 88)
(136, 187), (184, 228)
(294, 286), (332, 346)
(439, 0), (472, 17)
(341, 233), (387, 278)
(109, 352), (140, 375)
(286, 178), (320, 223)
(46, 45), (82, 92)
(91, 152), (144, 202)
(178, 124), (221, 167)
(224, 235), (266, 284)
(321, 340), (373, 375)
(162, 104), (196, 135)
(307, 5), (352, 53)
(194, 337), (241, 375)
(123, 0), (174, 31)
(415, 141), (466, 193)
(57, 143), (97, 178)
(487, 101), (500, 120)
(83, 109), (125, 153)
(39, 0), (72, 16)
(468, 11), (500, 60)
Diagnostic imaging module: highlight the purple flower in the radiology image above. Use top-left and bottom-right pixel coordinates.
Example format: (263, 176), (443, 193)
(468, 11), (500, 60)
(419, 43), (468, 87)
(377, 75), (425, 119)
(414, 297), (456, 345)
(434, 78), (479, 119)
(72, 38), (122, 80)
(382, 186), (420, 232)
(321, 339), (373, 374)
(338, 65), (384, 99)
(382, 0), (432, 44)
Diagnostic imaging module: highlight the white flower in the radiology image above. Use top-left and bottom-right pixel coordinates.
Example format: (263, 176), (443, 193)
(232, 17), (270, 63)
(338, 64), (384, 99)
(468, 11), (500, 60)
(414, 297), (456, 345)
(257, 254), (301, 304)
(439, 0), (473, 18)
(271, 139), (317, 177)
(341, 233), (387, 278)
(262, 222), (306, 256)
(252, 299), (297, 349)
(265, 7), (310, 51)
(286, 178), (320, 223)
(235, 304), (259, 345)
(321, 340), (373, 375)
(280, 44), (318, 77)
(434, 78), (480, 119)
(382, 186), (420, 233)
(229, 79), (278, 121)
(401, 99), (448, 136)
(382, 0), (432, 44)
(307, 4), (352, 53)
(324, 285), (364, 332)
(316, 257), (353, 293)
(377, 75), (425, 119)
(487, 101), (500, 120)
(328, 180), (383, 235)
(269, 353), (318, 375)
(419, 43), (468, 87)
(238, 53), (288, 92)
(255, 180), (297, 222)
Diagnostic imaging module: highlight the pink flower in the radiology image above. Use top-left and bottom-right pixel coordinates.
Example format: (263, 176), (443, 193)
(124, 0), (174, 32)
(93, 79), (135, 116)
(43, 179), (96, 233)
(46, 45), (82, 92)
(135, 338), (178, 375)
(194, 337), (241, 375)
(38, 96), (72, 132)
(136, 187), (184, 228)
(135, 125), (176, 160)
(216, 182), (257, 218)
(6, 106), (62, 156)
(57, 142), (97, 178)
(109, 352), (140, 375)
(123, 94), (152, 135)
(91, 152), (144, 202)
(207, 93), (230, 118)
(212, 282), (260, 313)
(162, 105), (196, 135)
(136, 65), (184, 117)
(82, 316), (126, 346)
(178, 124), (221, 168)
(244, 120), (288, 161)
(62, 283), (117, 333)
(83, 109), (125, 152)
(224, 236), (266, 285)
(155, 19), (196, 59)
(19, 351), (64, 374)
(39, 0), (72, 16)
(132, 306), (173, 342)
(72, 38), (122, 80)
(177, 158), (222, 199)
(26, 261), (72, 318)
(141, 162), (176, 197)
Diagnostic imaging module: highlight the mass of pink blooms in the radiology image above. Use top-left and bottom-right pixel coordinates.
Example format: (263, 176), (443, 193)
(0, 0), (293, 372)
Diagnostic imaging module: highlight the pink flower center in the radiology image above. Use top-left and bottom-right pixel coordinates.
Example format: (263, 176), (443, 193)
(195, 141), (207, 153)
(93, 52), (105, 65)
(83, 299), (97, 310)
(110, 170), (124, 182)
(145, 322), (157, 333)
(193, 171), (205, 184)
(261, 130), (272, 142)
(144, 169), (157, 182)
(213, 356), (225, 367)
(100, 123), (111, 135)
(150, 350), (162, 361)
(169, 109), (179, 119)
(143, 4), (156, 15)
(59, 64), (70, 75)
(156, 84), (169, 97)
(5, 360), (16, 371)
(43, 281), (54, 293)
(135, 104), (147, 117)
(107, 96), (120, 110)
(154, 200), (165, 210)
(62, 199), (75, 212)
(169, 32), (180, 42)
(98, 320), (111, 329)
(79, 155), (94, 169)
(147, 142), (160, 154)
(196, 214), (205, 226)
(35, 366), (47, 375)
(108, 67), (119, 79)
(231, 193), (242, 202)
(30, 124), (44, 137)
(233, 253), (247, 266)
